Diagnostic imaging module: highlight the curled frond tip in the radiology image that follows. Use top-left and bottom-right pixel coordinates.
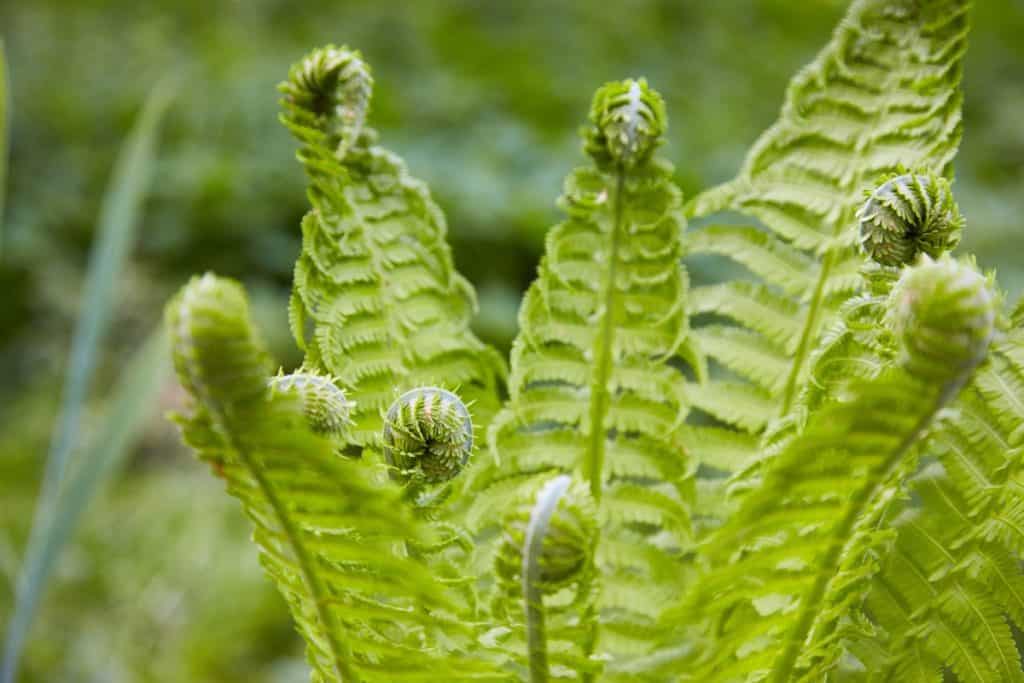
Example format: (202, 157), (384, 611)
(585, 78), (666, 169)
(278, 45), (373, 156)
(382, 387), (473, 484)
(858, 171), (963, 267)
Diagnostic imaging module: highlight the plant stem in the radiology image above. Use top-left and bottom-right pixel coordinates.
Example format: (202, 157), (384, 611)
(523, 474), (572, 683)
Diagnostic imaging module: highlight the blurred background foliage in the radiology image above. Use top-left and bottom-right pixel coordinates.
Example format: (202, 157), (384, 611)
(1, 1), (1021, 681)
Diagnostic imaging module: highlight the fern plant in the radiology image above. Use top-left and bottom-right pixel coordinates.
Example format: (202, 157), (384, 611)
(166, 1), (1024, 681)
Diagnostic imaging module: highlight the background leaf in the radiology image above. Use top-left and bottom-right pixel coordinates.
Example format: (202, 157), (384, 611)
(1, 77), (175, 683)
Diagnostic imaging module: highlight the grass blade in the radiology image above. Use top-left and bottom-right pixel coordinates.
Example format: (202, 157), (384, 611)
(1, 77), (176, 683)
(0, 38), (9, 255)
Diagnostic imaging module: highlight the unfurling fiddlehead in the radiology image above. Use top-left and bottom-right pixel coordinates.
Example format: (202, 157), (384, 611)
(278, 45), (372, 159)
(889, 254), (996, 387)
(267, 371), (353, 436)
(382, 387), (473, 485)
(583, 78), (666, 170)
(496, 475), (598, 682)
(858, 171), (963, 267)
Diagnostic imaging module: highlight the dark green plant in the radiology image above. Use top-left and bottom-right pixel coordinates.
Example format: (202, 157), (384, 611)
(167, 1), (1024, 681)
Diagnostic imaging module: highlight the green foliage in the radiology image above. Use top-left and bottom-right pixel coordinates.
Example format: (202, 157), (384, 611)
(494, 475), (599, 682)
(467, 76), (697, 669)
(279, 46), (504, 452)
(167, 274), (504, 682)
(1, 79), (174, 683)
(686, 0), (970, 423)
(680, 255), (996, 682)
(160, 3), (1024, 682)
(0, 38), (8, 249)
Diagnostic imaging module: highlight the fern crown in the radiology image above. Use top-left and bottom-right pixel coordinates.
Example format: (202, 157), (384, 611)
(164, 3), (1024, 681)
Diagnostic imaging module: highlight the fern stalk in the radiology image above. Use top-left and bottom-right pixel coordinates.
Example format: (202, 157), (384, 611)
(584, 170), (624, 501)
(769, 396), (955, 682)
(522, 475), (572, 682)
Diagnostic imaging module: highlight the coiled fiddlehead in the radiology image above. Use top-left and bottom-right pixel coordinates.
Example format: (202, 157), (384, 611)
(267, 371), (353, 436)
(888, 254), (996, 386)
(278, 45), (372, 160)
(495, 475), (599, 682)
(583, 78), (666, 170)
(858, 171), (963, 267)
(382, 387), (474, 485)
(169, 273), (272, 411)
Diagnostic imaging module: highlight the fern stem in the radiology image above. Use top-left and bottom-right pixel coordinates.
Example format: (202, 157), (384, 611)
(523, 474), (573, 683)
(585, 169), (625, 501)
(779, 250), (833, 414)
(226, 418), (356, 682)
(768, 388), (949, 683)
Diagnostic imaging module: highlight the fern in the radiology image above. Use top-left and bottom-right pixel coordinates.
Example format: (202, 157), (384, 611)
(680, 256), (996, 682)
(855, 325), (1024, 683)
(464, 78), (699, 670)
(279, 46), (504, 451)
(160, 5), (1024, 682)
(685, 0), (969, 434)
(167, 274), (506, 682)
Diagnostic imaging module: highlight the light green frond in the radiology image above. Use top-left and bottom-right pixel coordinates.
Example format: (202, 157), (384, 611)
(686, 0), (969, 430)
(279, 45), (504, 451)
(680, 256), (995, 683)
(167, 274), (507, 683)
(467, 78), (696, 668)
(860, 323), (1024, 682)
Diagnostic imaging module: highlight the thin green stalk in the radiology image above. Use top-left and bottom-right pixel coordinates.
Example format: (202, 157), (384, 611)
(1, 76), (175, 683)
(523, 474), (572, 683)
(0, 38), (9, 255)
(768, 385), (952, 683)
(585, 170), (625, 501)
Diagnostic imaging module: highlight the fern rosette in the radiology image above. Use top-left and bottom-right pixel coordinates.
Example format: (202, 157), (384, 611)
(163, 3), (1024, 680)
(280, 44), (503, 453)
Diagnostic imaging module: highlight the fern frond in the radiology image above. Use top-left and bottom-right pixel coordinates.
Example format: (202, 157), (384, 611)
(681, 256), (996, 683)
(466, 78), (697, 668)
(859, 325), (1024, 683)
(686, 0), (969, 432)
(167, 274), (507, 683)
(279, 46), (504, 450)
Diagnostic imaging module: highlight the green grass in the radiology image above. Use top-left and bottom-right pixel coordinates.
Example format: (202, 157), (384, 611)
(1, 77), (176, 683)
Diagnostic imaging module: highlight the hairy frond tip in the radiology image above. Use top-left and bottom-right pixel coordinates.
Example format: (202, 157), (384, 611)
(166, 273), (271, 408)
(889, 255), (996, 383)
(382, 387), (474, 484)
(278, 44), (372, 157)
(496, 475), (597, 596)
(267, 371), (354, 436)
(585, 78), (666, 169)
(858, 171), (963, 267)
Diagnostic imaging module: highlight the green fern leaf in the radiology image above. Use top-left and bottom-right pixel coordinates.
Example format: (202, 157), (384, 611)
(167, 274), (508, 683)
(685, 0), (969, 435)
(279, 46), (504, 451)
(859, 325), (1024, 682)
(681, 256), (996, 683)
(465, 78), (698, 670)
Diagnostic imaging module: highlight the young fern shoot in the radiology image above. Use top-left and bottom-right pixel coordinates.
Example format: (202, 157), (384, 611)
(279, 45), (504, 452)
(495, 476), (599, 682)
(468, 77), (698, 666)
